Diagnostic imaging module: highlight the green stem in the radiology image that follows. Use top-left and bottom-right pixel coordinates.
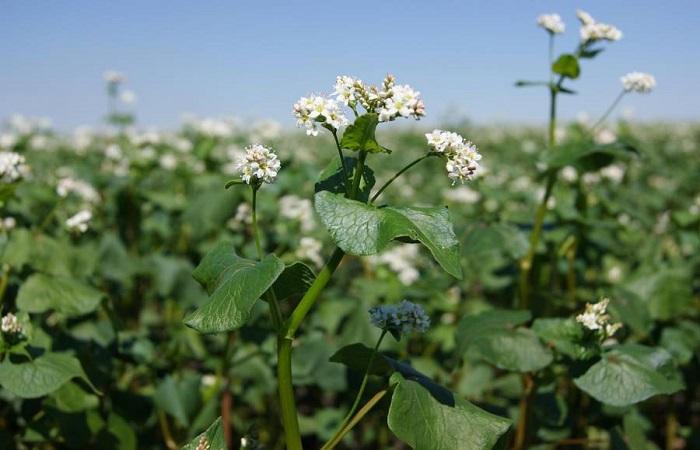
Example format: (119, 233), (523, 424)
(322, 387), (390, 450)
(251, 186), (263, 258)
(349, 150), (367, 199)
(324, 330), (387, 448)
(370, 154), (434, 203)
(277, 337), (302, 450)
(591, 90), (626, 131)
(331, 131), (349, 196)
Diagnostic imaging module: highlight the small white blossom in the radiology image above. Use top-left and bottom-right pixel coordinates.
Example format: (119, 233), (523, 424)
(103, 70), (126, 84)
(579, 17), (622, 42)
(377, 84), (424, 122)
(293, 95), (348, 136)
(66, 209), (92, 233)
(56, 177), (99, 203)
(120, 90), (137, 104)
(537, 14), (565, 34)
(425, 130), (482, 184)
(600, 164), (625, 183)
(369, 244), (420, 285)
(228, 202), (252, 231)
(1, 313), (22, 334)
(0, 151), (29, 183)
(560, 166), (578, 183)
(443, 185), (481, 204)
(280, 195), (315, 232)
(621, 72), (656, 94)
(576, 298), (622, 337)
(595, 128), (617, 145)
(334, 75), (364, 106)
(236, 144), (281, 184)
(296, 237), (323, 268)
(576, 10), (595, 26)
(0, 217), (16, 231)
(159, 153), (178, 170)
(369, 300), (430, 336)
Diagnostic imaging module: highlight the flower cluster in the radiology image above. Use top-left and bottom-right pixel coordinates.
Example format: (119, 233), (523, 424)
(369, 244), (420, 285)
(235, 144), (281, 184)
(293, 95), (348, 136)
(577, 10), (622, 43)
(0, 217), (16, 231)
(575, 298), (623, 337)
(369, 300), (430, 336)
(333, 75), (364, 106)
(103, 70), (126, 85)
(66, 209), (92, 233)
(57, 177), (99, 203)
(1, 313), (22, 335)
(280, 195), (316, 232)
(0, 151), (29, 183)
(296, 237), (324, 268)
(537, 14), (565, 34)
(376, 81), (425, 122)
(425, 129), (482, 184)
(621, 72), (656, 94)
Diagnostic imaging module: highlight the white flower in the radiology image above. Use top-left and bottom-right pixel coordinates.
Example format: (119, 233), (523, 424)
(601, 164), (625, 183)
(537, 14), (565, 34)
(595, 128), (617, 145)
(334, 75), (364, 106)
(0, 151), (29, 183)
(560, 166), (578, 183)
(576, 298), (622, 337)
(0, 217), (16, 231)
(576, 10), (595, 26)
(228, 203), (252, 231)
(159, 153), (178, 170)
(236, 144), (281, 184)
(1, 313), (22, 334)
(377, 84), (424, 122)
(369, 244), (420, 285)
(577, 10), (621, 42)
(103, 70), (126, 84)
(56, 177), (99, 203)
(296, 237), (323, 268)
(621, 72), (656, 94)
(443, 185), (481, 204)
(120, 90), (137, 104)
(104, 144), (123, 160)
(280, 195), (315, 232)
(425, 129), (465, 154)
(425, 130), (482, 184)
(369, 300), (430, 336)
(293, 95), (348, 136)
(66, 209), (92, 233)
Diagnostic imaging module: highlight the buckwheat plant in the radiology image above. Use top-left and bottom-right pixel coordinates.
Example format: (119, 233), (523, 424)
(183, 74), (510, 449)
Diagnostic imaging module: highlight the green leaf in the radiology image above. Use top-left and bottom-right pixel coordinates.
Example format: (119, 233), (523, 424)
(48, 381), (100, 413)
(185, 242), (285, 333)
(387, 373), (511, 450)
(180, 417), (225, 450)
(269, 262), (316, 301)
(574, 344), (684, 407)
(224, 179), (245, 189)
(16, 274), (103, 317)
(154, 374), (201, 427)
(463, 223), (529, 259)
(552, 54), (580, 79)
(579, 47), (604, 59)
(624, 267), (694, 321)
(315, 191), (462, 279)
(457, 310), (552, 372)
(660, 321), (700, 365)
(532, 317), (598, 360)
(339, 113), (389, 154)
(514, 80), (549, 88)
(315, 156), (376, 201)
(545, 141), (638, 173)
(0, 352), (97, 399)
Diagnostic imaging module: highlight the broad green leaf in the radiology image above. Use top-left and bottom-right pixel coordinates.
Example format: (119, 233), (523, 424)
(457, 310), (552, 372)
(180, 417), (225, 450)
(269, 261), (316, 300)
(387, 373), (511, 450)
(545, 141), (638, 173)
(154, 373), (201, 427)
(315, 191), (462, 278)
(462, 223), (528, 259)
(660, 321), (700, 365)
(624, 267), (693, 320)
(552, 54), (580, 79)
(574, 344), (684, 407)
(0, 352), (96, 399)
(339, 113), (389, 154)
(185, 242), (285, 333)
(315, 156), (376, 201)
(17, 273), (103, 317)
(532, 317), (598, 360)
(48, 381), (100, 413)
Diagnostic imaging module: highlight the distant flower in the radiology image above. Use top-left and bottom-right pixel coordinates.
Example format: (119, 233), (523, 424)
(236, 144), (281, 184)
(576, 298), (622, 337)
(56, 177), (99, 203)
(0, 217), (16, 231)
(369, 300), (430, 336)
(104, 144), (123, 160)
(443, 185), (481, 204)
(577, 11), (622, 43)
(228, 202), (252, 231)
(296, 237), (323, 268)
(369, 244), (420, 285)
(0, 151), (29, 183)
(621, 72), (656, 93)
(537, 14), (565, 34)
(159, 153), (178, 170)
(66, 209), (92, 233)
(103, 70), (126, 84)
(1, 313), (22, 335)
(120, 90), (137, 104)
(280, 195), (316, 232)
(293, 95), (348, 136)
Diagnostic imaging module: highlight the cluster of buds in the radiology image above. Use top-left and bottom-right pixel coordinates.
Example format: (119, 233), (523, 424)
(0, 151), (29, 183)
(575, 298), (623, 338)
(537, 13), (565, 34)
(57, 177), (100, 203)
(1, 313), (22, 335)
(621, 72), (656, 94)
(236, 144), (281, 185)
(425, 129), (482, 184)
(369, 300), (430, 337)
(293, 95), (348, 136)
(577, 10), (622, 43)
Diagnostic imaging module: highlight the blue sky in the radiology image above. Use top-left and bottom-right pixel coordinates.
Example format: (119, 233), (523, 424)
(2, 0), (698, 130)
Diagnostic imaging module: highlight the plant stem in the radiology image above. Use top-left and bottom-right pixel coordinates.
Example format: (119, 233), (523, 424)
(221, 332), (236, 450)
(158, 411), (178, 450)
(591, 90), (626, 131)
(275, 150), (368, 448)
(331, 130), (349, 196)
(251, 186), (263, 258)
(324, 330), (387, 448)
(322, 388), (389, 450)
(370, 154), (434, 203)
(512, 373), (536, 450)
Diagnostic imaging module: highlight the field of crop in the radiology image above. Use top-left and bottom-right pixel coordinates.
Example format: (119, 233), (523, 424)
(1, 7), (699, 450)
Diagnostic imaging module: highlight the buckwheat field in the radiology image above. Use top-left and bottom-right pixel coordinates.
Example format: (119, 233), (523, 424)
(1, 5), (698, 450)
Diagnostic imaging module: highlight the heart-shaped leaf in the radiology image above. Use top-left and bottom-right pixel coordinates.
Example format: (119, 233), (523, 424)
(269, 261), (316, 301)
(185, 242), (285, 333)
(387, 373), (511, 450)
(315, 156), (376, 202)
(552, 54), (580, 79)
(314, 191), (462, 279)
